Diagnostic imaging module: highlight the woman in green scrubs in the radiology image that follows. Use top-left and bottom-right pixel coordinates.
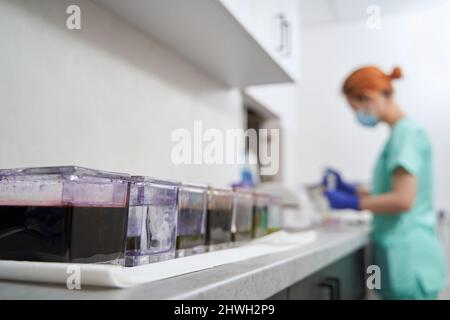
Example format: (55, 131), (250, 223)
(323, 66), (446, 299)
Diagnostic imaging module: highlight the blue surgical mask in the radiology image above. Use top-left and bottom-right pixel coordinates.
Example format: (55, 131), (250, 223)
(356, 110), (379, 127)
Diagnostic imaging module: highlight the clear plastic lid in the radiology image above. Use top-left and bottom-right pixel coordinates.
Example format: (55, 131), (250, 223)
(233, 188), (254, 201)
(128, 176), (180, 206)
(208, 187), (233, 210)
(269, 193), (283, 206)
(254, 191), (270, 207)
(0, 166), (130, 207)
(178, 183), (208, 211)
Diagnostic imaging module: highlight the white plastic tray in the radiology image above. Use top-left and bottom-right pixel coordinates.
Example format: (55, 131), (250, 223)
(0, 230), (316, 288)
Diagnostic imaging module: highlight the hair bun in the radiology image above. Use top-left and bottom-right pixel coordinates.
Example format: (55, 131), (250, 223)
(390, 66), (402, 80)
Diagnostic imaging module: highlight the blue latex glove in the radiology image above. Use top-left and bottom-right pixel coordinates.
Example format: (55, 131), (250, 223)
(324, 190), (360, 210)
(231, 167), (255, 189)
(322, 168), (357, 195)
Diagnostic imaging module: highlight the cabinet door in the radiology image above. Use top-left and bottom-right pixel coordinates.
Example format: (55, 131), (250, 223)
(273, 0), (300, 79)
(269, 249), (366, 300)
(318, 249), (366, 300)
(220, 0), (300, 80)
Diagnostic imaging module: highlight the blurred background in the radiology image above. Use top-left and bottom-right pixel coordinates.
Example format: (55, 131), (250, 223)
(1, 0), (450, 300)
(1, 0), (450, 213)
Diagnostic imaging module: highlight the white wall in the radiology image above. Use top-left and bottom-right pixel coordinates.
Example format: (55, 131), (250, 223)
(298, 2), (450, 209)
(0, 0), (243, 187)
(3, 0), (449, 209)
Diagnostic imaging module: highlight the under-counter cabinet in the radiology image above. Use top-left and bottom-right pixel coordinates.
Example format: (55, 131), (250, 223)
(269, 249), (366, 300)
(0, 226), (370, 299)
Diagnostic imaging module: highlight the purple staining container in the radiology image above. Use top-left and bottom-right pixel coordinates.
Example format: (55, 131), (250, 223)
(232, 189), (254, 243)
(0, 166), (130, 264)
(125, 177), (179, 266)
(206, 187), (233, 249)
(176, 183), (208, 257)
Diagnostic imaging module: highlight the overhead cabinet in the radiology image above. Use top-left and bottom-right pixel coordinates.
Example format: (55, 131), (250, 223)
(95, 0), (300, 87)
(220, 0), (300, 82)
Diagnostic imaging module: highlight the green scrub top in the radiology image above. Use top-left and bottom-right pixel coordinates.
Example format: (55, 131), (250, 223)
(371, 117), (446, 300)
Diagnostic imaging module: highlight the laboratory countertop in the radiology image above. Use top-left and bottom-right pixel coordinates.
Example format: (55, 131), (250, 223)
(0, 224), (371, 300)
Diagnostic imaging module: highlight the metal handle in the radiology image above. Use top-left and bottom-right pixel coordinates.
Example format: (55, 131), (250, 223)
(276, 14), (286, 53)
(319, 277), (341, 300)
(276, 14), (292, 58)
(283, 19), (291, 57)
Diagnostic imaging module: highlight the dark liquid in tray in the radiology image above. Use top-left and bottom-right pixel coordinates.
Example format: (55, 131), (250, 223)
(126, 236), (142, 252)
(176, 234), (206, 250)
(206, 209), (232, 245)
(0, 205), (128, 263)
(176, 208), (206, 249)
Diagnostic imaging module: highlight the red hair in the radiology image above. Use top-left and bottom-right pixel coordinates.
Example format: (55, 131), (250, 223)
(343, 66), (402, 99)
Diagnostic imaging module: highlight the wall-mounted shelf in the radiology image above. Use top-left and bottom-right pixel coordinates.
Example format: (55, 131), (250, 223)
(94, 0), (295, 87)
